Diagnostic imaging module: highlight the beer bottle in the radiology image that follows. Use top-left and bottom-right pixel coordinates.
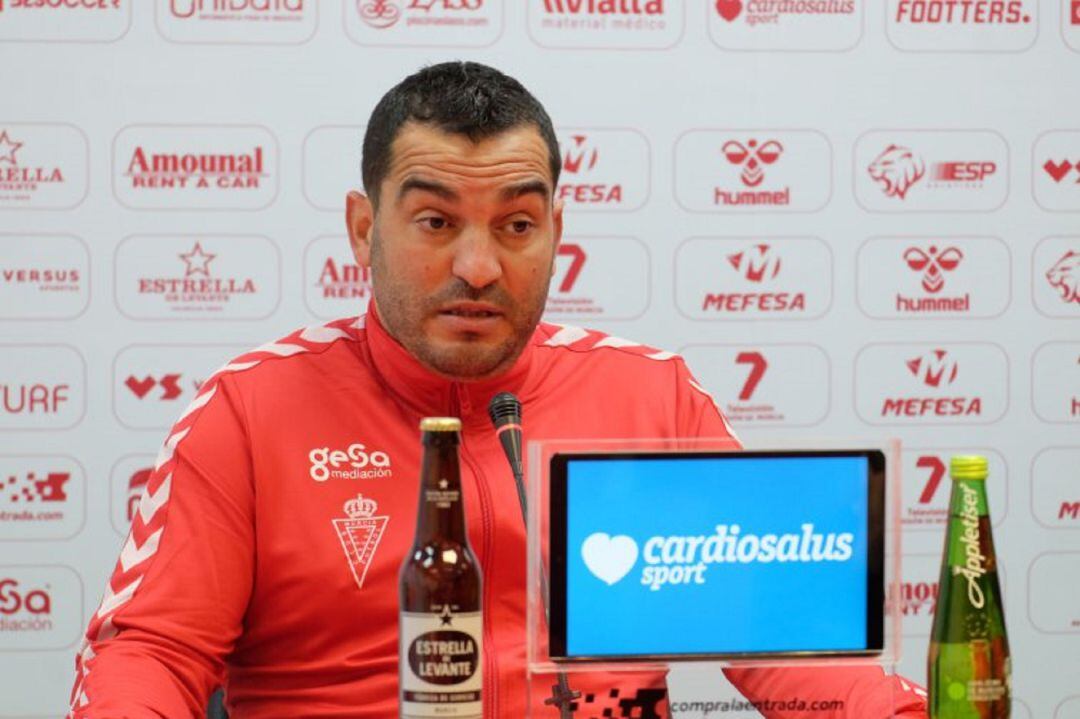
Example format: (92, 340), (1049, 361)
(928, 455), (1010, 718)
(399, 417), (483, 719)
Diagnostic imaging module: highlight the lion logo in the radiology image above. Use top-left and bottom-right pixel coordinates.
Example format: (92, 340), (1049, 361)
(1046, 250), (1080, 305)
(868, 144), (925, 200)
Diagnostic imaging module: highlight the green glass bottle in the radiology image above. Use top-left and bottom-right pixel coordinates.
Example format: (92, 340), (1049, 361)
(928, 455), (1010, 718)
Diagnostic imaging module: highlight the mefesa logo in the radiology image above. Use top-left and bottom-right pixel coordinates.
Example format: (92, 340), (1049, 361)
(582, 522), (855, 592)
(528, 0), (683, 49)
(555, 129), (649, 211)
(308, 442), (393, 482)
(113, 125), (279, 210)
(676, 237), (831, 320)
(886, 0), (1037, 51)
(856, 343), (1008, 424)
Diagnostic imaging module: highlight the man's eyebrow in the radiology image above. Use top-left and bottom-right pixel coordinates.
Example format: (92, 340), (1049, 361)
(499, 179), (550, 203)
(397, 177), (459, 203)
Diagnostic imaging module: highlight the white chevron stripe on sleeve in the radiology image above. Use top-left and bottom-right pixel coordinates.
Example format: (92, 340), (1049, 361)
(154, 427), (190, 471)
(645, 350), (676, 361)
(119, 528), (164, 573)
(137, 474), (171, 526)
(300, 325), (351, 343)
(95, 576), (143, 619)
(591, 335), (638, 349)
(544, 324), (590, 347)
(177, 385), (217, 423)
(251, 341), (307, 357)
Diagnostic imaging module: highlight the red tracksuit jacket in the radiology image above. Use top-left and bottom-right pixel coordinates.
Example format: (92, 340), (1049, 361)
(69, 307), (928, 718)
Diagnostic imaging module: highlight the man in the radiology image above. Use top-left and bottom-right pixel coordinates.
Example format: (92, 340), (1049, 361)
(69, 62), (927, 718)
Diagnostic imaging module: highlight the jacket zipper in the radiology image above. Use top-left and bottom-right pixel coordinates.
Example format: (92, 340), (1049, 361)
(451, 384), (499, 717)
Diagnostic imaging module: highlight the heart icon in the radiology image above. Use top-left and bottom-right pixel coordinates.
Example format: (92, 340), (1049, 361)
(1043, 159), (1073, 183)
(125, 375), (156, 399)
(581, 533), (638, 586)
(715, 0), (743, 21)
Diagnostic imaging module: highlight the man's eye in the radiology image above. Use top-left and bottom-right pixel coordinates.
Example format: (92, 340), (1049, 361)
(419, 216), (449, 231)
(506, 220), (533, 235)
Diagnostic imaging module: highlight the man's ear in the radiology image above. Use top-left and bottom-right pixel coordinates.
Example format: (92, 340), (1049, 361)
(550, 197), (564, 277)
(346, 190), (375, 267)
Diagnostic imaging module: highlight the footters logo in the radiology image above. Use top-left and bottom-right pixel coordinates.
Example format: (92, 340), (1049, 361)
(887, 0), (1037, 51)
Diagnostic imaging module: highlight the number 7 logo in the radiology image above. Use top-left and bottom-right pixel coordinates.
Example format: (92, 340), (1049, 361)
(916, 455), (946, 504)
(735, 351), (767, 401)
(556, 243), (587, 293)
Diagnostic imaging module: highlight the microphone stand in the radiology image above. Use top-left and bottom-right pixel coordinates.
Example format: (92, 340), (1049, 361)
(506, 459), (580, 719)
(490, 395), (580, 719)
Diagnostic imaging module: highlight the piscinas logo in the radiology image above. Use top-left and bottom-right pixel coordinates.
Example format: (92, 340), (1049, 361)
(582, 523), (854, 591)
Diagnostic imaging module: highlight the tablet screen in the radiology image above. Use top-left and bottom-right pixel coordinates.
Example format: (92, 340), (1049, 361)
(549, 451), (885, 661)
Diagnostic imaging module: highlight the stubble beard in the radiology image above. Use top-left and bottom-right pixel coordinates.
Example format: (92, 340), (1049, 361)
(369, 232), (550, 381)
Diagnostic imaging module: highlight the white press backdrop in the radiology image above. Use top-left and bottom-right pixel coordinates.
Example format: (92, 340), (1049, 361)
(0, 1), (1078, 717)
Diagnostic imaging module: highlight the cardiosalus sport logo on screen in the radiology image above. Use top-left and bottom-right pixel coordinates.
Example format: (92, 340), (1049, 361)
(582, 522), (854, 592)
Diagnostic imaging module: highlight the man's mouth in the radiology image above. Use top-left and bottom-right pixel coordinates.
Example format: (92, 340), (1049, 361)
(439, 302), (503, 319)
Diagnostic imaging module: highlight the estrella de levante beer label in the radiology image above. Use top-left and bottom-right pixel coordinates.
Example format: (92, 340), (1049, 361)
(400, 609), (482, 718)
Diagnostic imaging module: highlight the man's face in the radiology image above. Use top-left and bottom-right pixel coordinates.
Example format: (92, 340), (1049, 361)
(346, 122), (563, 381)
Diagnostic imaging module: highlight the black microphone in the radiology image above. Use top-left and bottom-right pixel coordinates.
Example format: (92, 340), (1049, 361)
(488, 391), (526, 521)
(487, 392), (580, 717)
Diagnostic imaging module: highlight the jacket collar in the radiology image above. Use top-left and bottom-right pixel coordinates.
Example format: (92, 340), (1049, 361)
(363, 303), (538, 426)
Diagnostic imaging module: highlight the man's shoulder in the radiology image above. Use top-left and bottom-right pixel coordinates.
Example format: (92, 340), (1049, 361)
(210, 316), (368, 388)
(532, 321), (686, 373)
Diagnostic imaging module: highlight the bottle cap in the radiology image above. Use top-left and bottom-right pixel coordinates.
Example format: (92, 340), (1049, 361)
(950, 454), (988, 481)
(420, 417), (462, 432)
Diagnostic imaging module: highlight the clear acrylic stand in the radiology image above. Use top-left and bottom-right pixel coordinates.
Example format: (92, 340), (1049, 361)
(524, 437), (912, 719)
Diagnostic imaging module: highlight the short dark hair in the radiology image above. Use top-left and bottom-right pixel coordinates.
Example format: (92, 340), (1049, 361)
(361, 61), (561, 206)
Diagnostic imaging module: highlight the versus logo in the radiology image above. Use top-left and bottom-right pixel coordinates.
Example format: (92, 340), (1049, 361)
(582, 523), (854, 592)
(309, 442), (392, 482)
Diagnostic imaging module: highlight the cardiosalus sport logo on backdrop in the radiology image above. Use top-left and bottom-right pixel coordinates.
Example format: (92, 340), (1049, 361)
(708, 0), (863, 52)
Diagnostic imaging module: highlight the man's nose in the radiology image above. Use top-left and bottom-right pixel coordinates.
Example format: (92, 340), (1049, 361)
(451, 228), (502, 289)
